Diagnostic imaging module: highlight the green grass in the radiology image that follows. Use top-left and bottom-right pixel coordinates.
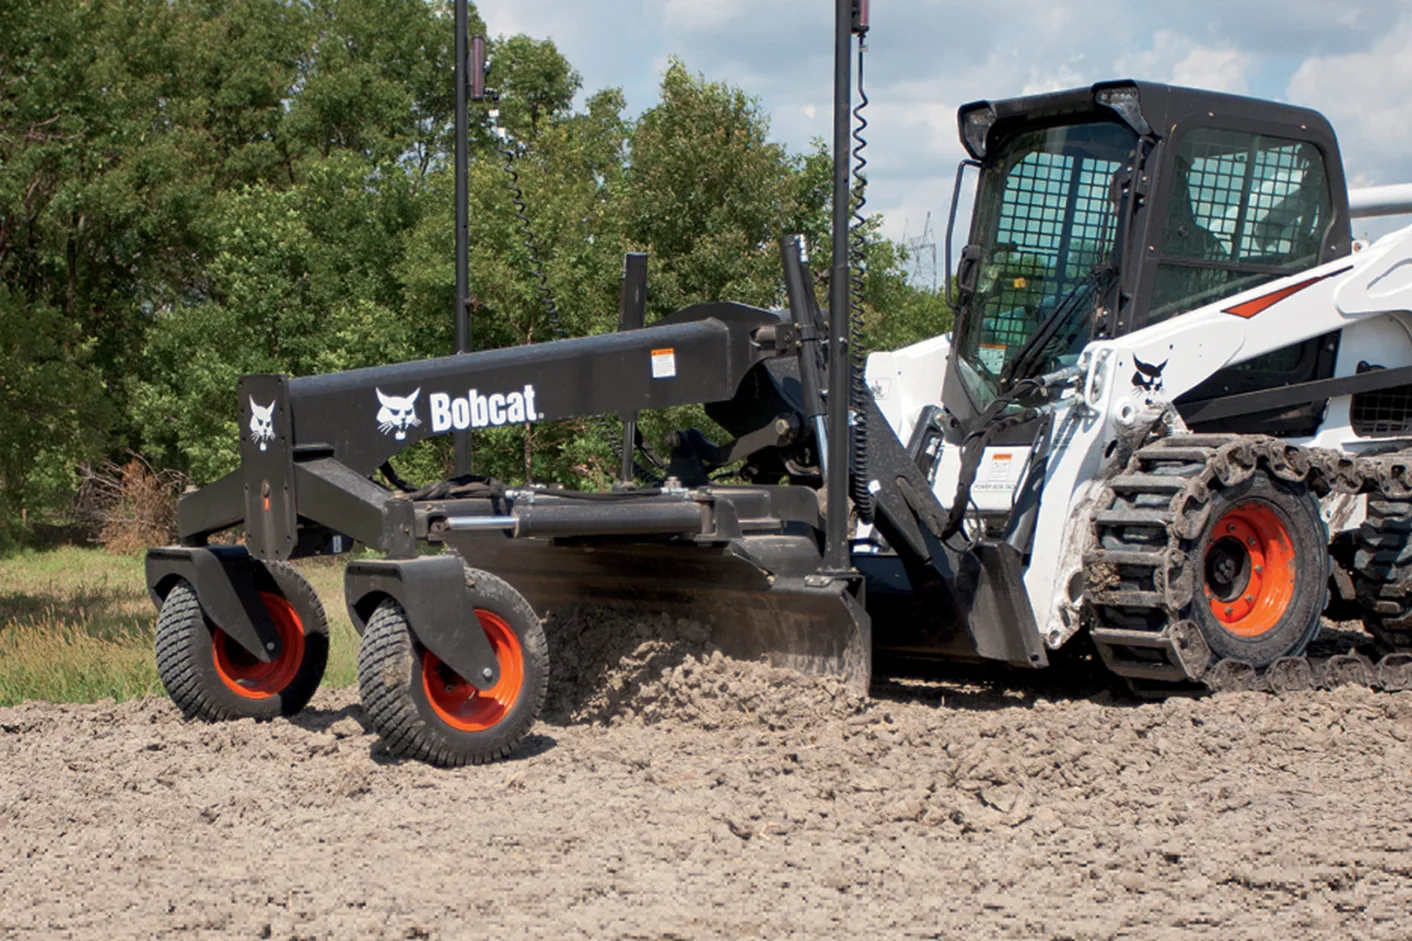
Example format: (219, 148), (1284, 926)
(0, 546), (359, 707)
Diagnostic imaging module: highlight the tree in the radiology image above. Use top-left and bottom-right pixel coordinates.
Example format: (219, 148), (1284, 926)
(2, 0), (958, 539)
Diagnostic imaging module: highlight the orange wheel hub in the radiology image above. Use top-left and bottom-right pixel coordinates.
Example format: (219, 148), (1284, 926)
(1203, 503), (1297, 638)
(213, 591), (306, 698)
(422, 610), (524, 732)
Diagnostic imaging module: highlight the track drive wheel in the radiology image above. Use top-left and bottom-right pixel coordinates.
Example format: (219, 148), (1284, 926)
(1186, 473), (1326, 666)
(155, 562), (330, 721)
(356, 567), (548, 767)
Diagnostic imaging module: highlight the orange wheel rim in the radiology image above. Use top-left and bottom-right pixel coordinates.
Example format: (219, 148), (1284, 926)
(1203, 503), (1297, 638)
(422, 610), (524, 732)
(213, 591), (306, 699)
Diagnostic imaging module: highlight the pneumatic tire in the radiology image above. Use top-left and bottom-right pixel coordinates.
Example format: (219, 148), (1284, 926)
(1184, 472), (1327, 666)
(155, 562), (330, 721)
(356, 567), (548, 767)
(1353, 498), (1412, 651)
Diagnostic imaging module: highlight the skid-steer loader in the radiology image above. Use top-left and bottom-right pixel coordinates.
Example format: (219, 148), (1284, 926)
(146, 1), (1412, 765)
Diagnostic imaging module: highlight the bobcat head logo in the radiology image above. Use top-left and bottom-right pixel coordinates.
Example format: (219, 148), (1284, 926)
(376, 388), (422, 440)
(1131, 356), (1167, 394)
(248, 397), (275, 451)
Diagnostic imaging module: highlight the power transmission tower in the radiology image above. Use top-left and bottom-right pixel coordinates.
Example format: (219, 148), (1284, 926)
(901, 212), (938, 291)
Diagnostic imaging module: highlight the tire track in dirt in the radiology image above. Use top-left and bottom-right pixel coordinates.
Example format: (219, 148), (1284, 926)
(3, 638), (1410, 941)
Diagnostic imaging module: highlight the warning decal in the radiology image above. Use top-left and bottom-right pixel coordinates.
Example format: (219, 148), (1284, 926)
(651, 348), (677, 379)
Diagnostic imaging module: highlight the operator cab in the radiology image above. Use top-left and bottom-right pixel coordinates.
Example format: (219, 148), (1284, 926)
(945, 80), (1352, 439)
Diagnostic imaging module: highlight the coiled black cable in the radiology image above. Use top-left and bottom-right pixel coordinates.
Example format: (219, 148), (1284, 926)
(494, 129), (568, 342)
(492, 118), (663, 485)
(848, 43), (873, 522)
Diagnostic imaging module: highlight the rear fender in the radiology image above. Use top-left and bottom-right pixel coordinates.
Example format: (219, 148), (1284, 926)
(144, 545), (282, 662)
(344, 554), (500, 690)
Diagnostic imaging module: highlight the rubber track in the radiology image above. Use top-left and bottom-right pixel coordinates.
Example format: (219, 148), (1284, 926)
(1085, 433), (1412, 695)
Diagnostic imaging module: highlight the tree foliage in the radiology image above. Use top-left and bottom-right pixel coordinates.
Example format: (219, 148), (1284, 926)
(0, 0), (952, 541)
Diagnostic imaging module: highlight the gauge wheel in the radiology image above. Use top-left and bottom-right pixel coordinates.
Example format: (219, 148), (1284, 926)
(356, 568), (548, 767)
(155, 561), (329, 721)
(1185, 472), (1327, 666)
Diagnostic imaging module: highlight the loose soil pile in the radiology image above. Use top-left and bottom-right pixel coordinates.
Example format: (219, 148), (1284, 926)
(2, 616), (1410, 940)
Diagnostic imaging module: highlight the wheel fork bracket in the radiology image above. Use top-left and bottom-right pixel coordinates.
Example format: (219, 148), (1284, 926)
(145, 546), (283, 662)
(344, 554), (500, 690)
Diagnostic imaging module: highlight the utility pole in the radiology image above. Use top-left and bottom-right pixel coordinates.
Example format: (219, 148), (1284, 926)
(453, 0), (472, 475)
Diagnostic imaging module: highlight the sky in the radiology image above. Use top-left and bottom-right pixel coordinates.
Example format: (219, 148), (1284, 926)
(474, 0), (1412, 272)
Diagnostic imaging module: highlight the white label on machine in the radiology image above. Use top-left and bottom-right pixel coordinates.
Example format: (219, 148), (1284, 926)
(973, 448), (1028, 493)
(651, 348), (677, 379)
(977, 343), (1006, 375)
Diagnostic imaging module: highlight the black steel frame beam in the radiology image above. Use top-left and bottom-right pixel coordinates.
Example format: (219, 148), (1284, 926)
(1179, 364), (1412, 425)
(284, 302), (783, 478)
(293, 459), (417, 559)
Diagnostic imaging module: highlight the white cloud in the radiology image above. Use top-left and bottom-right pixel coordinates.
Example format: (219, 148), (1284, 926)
(659, 0), (752, 31)
(1286, 15), (1412, 185)
(471, 0), (1412, 256)
(1115, 30), (1251, 94)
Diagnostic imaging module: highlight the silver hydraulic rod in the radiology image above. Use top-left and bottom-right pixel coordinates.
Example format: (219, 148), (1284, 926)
(445, 501), (704, 539)
(445, 516), (517, 532)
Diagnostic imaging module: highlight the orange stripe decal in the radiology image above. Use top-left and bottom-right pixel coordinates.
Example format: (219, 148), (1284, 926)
(1222, 266), (1353, 319)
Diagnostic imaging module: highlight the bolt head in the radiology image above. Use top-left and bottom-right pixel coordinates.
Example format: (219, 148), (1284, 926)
(266, 642), (276, 651)
(482, 667), (494, 680)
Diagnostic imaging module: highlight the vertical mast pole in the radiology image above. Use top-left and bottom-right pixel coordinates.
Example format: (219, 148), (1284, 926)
(824, 0), (853, 571)
(453, 0), (472, 475)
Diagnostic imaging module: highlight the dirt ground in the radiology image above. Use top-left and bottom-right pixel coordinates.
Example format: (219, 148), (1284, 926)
(2, 616), (1411, 940)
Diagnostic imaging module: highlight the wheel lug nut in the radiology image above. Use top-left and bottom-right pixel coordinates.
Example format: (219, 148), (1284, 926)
(445, 685), (454, 692)
(1245, 595), (1254, 603)
(1247, 537), (1256, 546)
(1255, 565), (1263, 574)
(1227, 524), (1237, 533)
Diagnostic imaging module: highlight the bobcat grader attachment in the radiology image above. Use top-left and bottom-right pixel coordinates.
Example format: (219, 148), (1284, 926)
(148, 1), (1412, 765)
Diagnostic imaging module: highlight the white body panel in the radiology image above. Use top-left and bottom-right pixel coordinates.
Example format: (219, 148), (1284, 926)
(866, 222), (1412, 651)
(865, 334), (949, 447)
(865, 335), (1031, 514)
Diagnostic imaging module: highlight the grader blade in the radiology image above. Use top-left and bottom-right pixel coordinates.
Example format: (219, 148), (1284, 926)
(446, 536), (872, 692)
